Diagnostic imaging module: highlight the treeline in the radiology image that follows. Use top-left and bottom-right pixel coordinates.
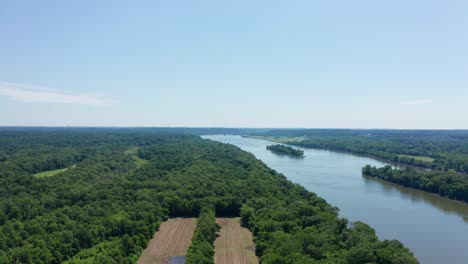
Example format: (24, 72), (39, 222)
(0, 126), (264, 136)
(290, 137), (468, 173)
(0, 131), (418, 263)
(239, 193), (418, 263)
(186, 208), (219, 264)
(362, 165), (468, 203)
(252, 129), (468, 173)
(266, 144), (304, 157)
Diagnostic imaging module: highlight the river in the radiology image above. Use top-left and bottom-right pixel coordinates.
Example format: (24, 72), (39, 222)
(203, 135), (468, 264)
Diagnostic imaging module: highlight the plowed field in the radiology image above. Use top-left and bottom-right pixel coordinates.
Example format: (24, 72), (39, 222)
(138, 218), (197, 264)
(214, 218), (258, 264)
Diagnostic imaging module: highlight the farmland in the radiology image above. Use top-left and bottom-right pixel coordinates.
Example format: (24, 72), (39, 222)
(138, 218), (197, 264)
(214, 218), (258, 264)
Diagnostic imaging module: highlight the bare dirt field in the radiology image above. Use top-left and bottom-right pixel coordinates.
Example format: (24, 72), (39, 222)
(214, 218), (258, 264)
(138, 218), (197, 264)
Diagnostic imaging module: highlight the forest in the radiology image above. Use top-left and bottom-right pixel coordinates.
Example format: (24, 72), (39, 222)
(186, 208), (219, 264)
(362, 165), (468, 203)
(266, 144), (305, 157)
(0, 130), (418, 263)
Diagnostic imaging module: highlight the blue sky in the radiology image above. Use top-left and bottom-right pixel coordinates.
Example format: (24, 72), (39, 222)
(0, 1), (467, 128)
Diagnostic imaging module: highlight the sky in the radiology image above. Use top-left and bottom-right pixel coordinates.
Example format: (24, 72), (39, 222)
(0, 0), (467, 129)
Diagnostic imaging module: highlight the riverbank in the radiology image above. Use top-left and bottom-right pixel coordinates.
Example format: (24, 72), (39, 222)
(205, 135), (468, 264)
(245, 135), (468, 204)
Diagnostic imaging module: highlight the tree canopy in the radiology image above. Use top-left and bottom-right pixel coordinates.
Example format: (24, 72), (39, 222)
(266, 144), (305, 157)
(0, 131), (418, 263)
(363, 165), (468, 203)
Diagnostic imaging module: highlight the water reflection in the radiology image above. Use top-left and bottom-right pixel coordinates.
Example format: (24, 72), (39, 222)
(168, 256), (186, 264)
(363, 176), (468, 223)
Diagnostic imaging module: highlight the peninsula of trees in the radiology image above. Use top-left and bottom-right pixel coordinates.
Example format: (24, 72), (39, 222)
(266, 144), (305, 157)
(0, 130), (417, 263)
(362, 165), (468, 203)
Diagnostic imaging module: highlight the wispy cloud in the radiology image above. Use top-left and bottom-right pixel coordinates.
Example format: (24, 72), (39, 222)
(400, 99), (432, 105)
(0, 82), (115, 106)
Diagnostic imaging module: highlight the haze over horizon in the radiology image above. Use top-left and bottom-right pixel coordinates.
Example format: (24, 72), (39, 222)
(1, 1), (467, 129)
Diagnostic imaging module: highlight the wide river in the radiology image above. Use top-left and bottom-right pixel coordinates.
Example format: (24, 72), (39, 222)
(203, 135), (468, 264)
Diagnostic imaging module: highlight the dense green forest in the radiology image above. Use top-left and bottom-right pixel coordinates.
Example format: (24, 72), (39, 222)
(186, 208), (219, 264)
(0, 131), (417, 263)
(362, 165), (468, 203)
(266, 144), (305, 157)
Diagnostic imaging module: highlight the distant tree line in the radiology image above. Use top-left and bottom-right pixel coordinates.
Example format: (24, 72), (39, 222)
(291, 137), (468, 173)
(363, 165), (468, 203)
(253, 129), (468, 173)
(186, 208), (219, 264)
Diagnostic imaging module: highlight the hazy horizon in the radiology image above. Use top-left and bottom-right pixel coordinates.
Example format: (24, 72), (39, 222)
(1, 125), (468, 131)
(1, 1), (467, 129)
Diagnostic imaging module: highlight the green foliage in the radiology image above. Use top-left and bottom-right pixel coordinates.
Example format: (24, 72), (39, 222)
(186, 208), (219, 264)
(124, 146), (148, 168)
(0, 131), (418, 263)
(363, 165), (468, 202)
(267, 144), (304, 157)
(240, 204), (254, 227)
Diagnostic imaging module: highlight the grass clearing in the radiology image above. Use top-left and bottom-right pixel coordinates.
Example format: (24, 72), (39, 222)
(125, 146), (149, 168)
(398, 154), (434, 163)
(124, 146), (140, 155)
(138, 218), (197, 264)
(214, 218), (258, 264)
(33, 164), (76, 178)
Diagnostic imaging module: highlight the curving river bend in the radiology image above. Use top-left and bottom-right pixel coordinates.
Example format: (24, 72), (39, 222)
(203, 135), (468, 264)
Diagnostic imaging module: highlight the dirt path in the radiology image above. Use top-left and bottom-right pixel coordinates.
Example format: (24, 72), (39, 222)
(138, 218), (197, 264)
(214, 218), (258, 264)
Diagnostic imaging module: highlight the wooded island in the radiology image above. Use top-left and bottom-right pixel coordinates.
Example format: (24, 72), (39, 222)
(266, 144), (305, 157)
